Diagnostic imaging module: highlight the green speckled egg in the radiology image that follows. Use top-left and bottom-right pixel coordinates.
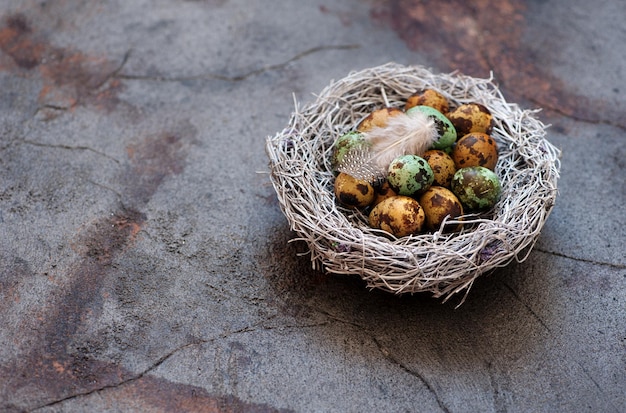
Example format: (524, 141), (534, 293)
(387, 154), (434, 197)
(331, 131), (366, 172)
(406, 105), (457, 150)
(451, 166), (501, 211)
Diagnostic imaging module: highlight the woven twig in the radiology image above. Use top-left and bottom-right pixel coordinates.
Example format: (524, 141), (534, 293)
(266, 63), (561, 302)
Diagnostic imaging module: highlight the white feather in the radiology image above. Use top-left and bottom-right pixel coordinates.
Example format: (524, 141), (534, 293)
(364, 110), (437, 168)
(338, 110), (437, 182)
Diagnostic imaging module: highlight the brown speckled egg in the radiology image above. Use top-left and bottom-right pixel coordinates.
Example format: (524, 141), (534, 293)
(423, 149), (457, 188)
(446, 103), (494, 137)
(357, 107), (403, 132)
(372, 180), (398, 207)
(419, 186), (464, 232)
(405, 89), (449, 114)
(452, 132), (499, 170)
(369, 195), (425, 237)
(334, 172), (375, 208)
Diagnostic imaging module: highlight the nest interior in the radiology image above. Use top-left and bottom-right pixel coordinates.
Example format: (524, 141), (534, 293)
(266, 63), (561, 301)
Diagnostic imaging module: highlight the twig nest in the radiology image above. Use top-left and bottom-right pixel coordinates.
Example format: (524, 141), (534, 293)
(266, 63), (561, 302)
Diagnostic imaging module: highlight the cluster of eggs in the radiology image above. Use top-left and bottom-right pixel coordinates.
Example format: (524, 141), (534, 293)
(332, 89), (502, 237)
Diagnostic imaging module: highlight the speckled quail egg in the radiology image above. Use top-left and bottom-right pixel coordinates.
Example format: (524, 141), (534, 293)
(406, 106), (457, 150)
(451, 166), (502, 211)
(446, 103), (494, 137)
(331, 131), (366, 172)
(334, 172), (375, 208)
(387, 154), (434, 197)
(371, 180), (398, 207)
(405, 89), (450, 114)
(369, 195), (425, 237)
(422, 149), (457, 188)
(418, 186), (464, 232)
(452, 132), (499, 170)
(357, 107), (404, 132)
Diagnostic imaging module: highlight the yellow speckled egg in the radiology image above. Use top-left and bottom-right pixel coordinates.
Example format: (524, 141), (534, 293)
(357, 107), (404, 132)
(446, 103), (494, 137)
(369, 195), (425, 237)
(422, 149), (457, 188)
(372, 180), (398, 207)
(334, 172), (375, 208)
(405, 89), (449, 114)
(418, 186), (464, 232)
(452, 132), (499, 170)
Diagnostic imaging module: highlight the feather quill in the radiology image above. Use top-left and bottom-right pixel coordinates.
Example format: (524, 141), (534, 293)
(338, 110), (437, 183)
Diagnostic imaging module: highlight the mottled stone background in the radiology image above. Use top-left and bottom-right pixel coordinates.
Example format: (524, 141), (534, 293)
(0, 1), (624, 412)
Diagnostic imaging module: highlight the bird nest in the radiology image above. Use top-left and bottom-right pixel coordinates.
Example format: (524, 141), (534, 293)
(266, 63), (560, 302)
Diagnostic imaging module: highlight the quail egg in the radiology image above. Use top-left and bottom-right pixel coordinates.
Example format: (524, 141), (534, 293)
(387, 154), (434, 197)
(406, 106), (457, 149)
(334, 172), (375, 208)
(419, 186), (464, 232)
(357, 107), (404, 132)
(331, 131), (366, 172)
(446, 103), (494, 137)
(405, 89), (449, 114)
(369, 195), (425, 237)
(423, 149), (457, 188)
(452, 132), (499, 170)
(451, 166), (501, 211)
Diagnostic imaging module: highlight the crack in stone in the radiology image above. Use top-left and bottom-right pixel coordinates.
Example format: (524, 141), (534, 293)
(27, 320), (278, 412)
(573, 360), (621, 413)
(34, 103), (69, 112)
(86, 179), (124, 202)
(19, 139), (121, 164)
(372, 337), (451, 413)
(500, 282), (622, 411)
(535, 248), (625, 269)
(28, 339), (203, 412)
(524, 95), (626, 131)
(92, 49), (132, 91)
(116, 44), (360, 82)
(27, 316), (297, 408)
(28, 323), (269, 412)
(304, 307), (451, 412)
(501, 281), (551, 333)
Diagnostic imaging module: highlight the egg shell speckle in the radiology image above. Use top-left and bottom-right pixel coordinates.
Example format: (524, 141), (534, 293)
(451, 166), (501, 211)
(372, 180), (398, 206)
(423, 149), (457, 188)
(334, 172), (375, 208)
(331, 131), (366, 172)
(405, 89), (449, 114)
(357, 107), (404, 132)
(419, 186), (464, 232)
(406, 106), (456, 149)
(447, 103), (494, 137)
(387, 154), (434, 198)
(369, 195), (425, 237)
(453, 132), (499, 170)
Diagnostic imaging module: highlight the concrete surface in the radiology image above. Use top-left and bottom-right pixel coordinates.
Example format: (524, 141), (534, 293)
(0, 0), (624, 412)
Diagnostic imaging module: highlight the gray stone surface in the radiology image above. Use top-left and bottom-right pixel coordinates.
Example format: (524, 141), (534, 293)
(0, 0), (624, 412)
